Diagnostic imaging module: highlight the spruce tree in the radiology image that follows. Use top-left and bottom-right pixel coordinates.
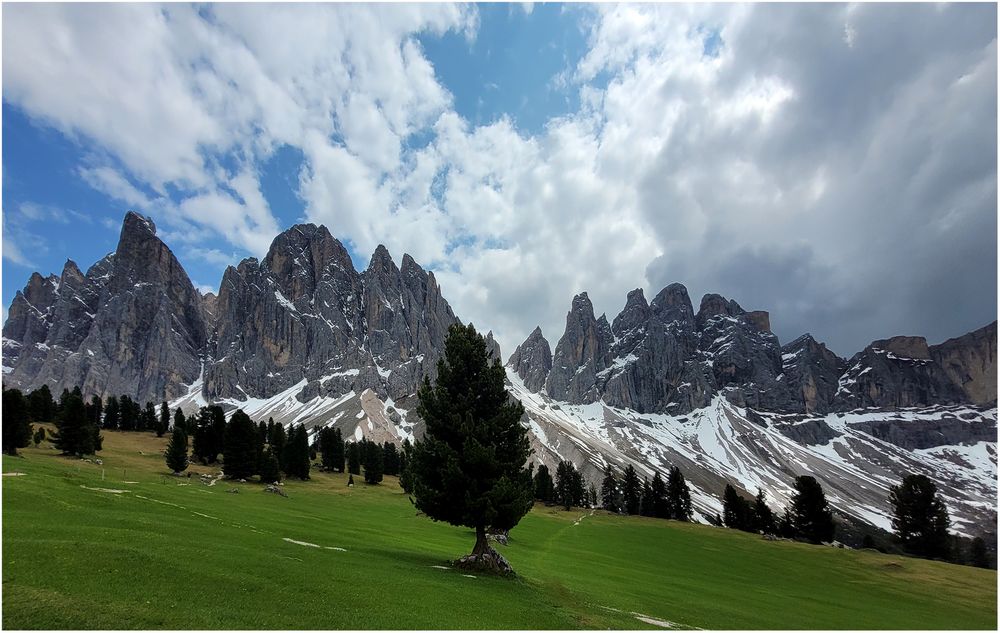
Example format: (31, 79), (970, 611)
(173, 408), (187, 434)
(140, 401), (155, 432)
(555, 461), (578, 510)
(119, 395), (136, 431)
(271, 423), (287, 471)
(666, 466), (692, 521)
(284, 424), (311, 480)
(600, 465), (620, 512)
(165, 428), (189, 474)
(534, 463), (555, 503)
(790, 475), (835, 544)
(347, 441), (361, 475)
(192, 407), (214, 464)
(754, 489), (776, 534)
(259, 447), (281, 484)
(622, 464), (642, 515)
(223, 410), (258, 480)
(157, 401), (170, 437)
(27, 385), (56, 423)
(651, 471), (669, 518)
(889, 473), (951, 559)
(103, 395), (120, 430)
(399, 438), (414, 492)
(640, 478), (656, 517)
(88, 395), (104, 429)
(970, 537), (991, 569)
(362, 438), (383, 484)
(319, 427), (336, 471)
(588, 484), (598, 508)
(382, 442), (400, 476)
(723, 484), (753, 531)
(332, 428), (345, 472)
(2, 388), (32, 456)
(52, 391), (96, 456)
(408, 323), (533, 568)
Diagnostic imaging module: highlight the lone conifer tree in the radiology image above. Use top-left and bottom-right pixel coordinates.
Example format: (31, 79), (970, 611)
(889, 473), (951, 559)
(2, 388), (32, 456)
(666, 466), (692, 521)
(165, 428), (189, 474)
(409, 323), (533, 573)
(791, 475), (835, 543)
(622, 465), (642, 515)
(223, 410), (258, 480)
(173, 408), (187, 434)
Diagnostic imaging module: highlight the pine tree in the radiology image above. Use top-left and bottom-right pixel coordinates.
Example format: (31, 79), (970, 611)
(622, 464), (642, 515)
(223, 410), (258, 480)
(889, 473), (951, 559)
(723, 484), (753, 531)
(271, 423), (287, 471)
(192, 407), (214, 464)
(27, 385), (56, 423)
(103, 395), (120, 430)
(88, 395), (104, 429)
(777, 507), (796, 538)
(165, 428), (189, 473)
(52, 390), (96, 456)
(209, 405), (226, 458)
(157, 401), (170, 437)
(666, 466), (692, 521)
(173, 408), (187, 434)
(534, 463), (555, 504)
(362, 438), (383, 484)
(259, 447), (281, 484)
(555, 461), (578, 510)
(382, 442), (400, 476)
(754, 489), (776, 534)
(319, 427), (337, 471)
(399, 438), (414, 492)
(119, 395), (136, 431)
(600, 465), (620, 513)
(970, 537), (991, 569)
(588, 484), (598, 508)
(791, 475), (835, 544)
(284, 424), (311, 480)
(408, 323), (533, 566)
(140, 401), (155, 432)
(651, 471), (669, 518)
(2, 388), (32, 456)
(347, 441), (361, 475)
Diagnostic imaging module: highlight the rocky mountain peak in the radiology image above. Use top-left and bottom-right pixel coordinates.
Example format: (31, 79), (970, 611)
(930, 321), (997, 405)
(507, 326), (552, 392)
(872, 335), (931, 360)
(612, 288), (650, 336)
(121, 210), (157, 236)
(368, 244), (397, 275)
(696, 293), (744, 329)
(650, 283), (694, 324)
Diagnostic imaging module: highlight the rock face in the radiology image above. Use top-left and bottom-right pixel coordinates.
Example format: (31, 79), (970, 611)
(507, 326), (551, 392)
(510, 282), (997, 415)
(930, 322), (997, 405)
(779, 334), (846, 413)
(3, 212), (207, 403)
(3, 213), (460, 407)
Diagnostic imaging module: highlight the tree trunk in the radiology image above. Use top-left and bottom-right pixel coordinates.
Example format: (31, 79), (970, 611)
(473, 524), (489, 556)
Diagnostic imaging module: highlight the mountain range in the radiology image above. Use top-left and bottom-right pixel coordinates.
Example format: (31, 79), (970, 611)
(3, 212), (996, 539)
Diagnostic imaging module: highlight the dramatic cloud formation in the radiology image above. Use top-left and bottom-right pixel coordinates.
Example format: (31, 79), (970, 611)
(3, 3), (995, 357)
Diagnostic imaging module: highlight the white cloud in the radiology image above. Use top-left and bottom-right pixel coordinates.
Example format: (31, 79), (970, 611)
(2, 3), (994, 358)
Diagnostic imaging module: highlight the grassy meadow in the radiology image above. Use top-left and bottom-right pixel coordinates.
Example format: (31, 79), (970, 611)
(2, 429), (996, 629)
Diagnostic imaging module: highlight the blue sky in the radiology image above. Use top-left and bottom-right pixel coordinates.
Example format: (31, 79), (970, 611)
(2, 3), (587, 298)
(2, 3), (996, 357)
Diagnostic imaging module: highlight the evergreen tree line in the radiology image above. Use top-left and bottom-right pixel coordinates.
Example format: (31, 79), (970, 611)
(719, 476), (834, 544)
(3, 385), (104, 457)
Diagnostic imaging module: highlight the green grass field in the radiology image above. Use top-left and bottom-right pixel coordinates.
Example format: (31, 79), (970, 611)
(3, 430), (996, 630)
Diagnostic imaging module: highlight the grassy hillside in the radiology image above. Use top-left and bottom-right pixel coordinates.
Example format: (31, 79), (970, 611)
(3, 430), (996, 630)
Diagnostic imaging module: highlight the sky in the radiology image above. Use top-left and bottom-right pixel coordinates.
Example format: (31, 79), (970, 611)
(2, 3), (996, 359)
